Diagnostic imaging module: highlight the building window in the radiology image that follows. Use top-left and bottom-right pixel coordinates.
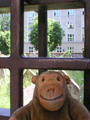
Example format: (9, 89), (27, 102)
(57, 46), (62, 52)
(29, 47), (33, 52)
(82, 34), (85, 41)
(82, 8), (84, 15)
(28, 11), (34, 18)
(57, 21), (60, 24)
(68, 47), (74, 52)
(68, 21), (74, 28)
(68, 34), (74, 42)
(54, 10), (60, 16)
(68, 9), (74, 16)
(82, 20), (84, 28)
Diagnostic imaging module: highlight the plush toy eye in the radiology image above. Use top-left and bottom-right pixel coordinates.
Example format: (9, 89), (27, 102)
(42, 78), (45, 82)
(57, 78), (60, 81)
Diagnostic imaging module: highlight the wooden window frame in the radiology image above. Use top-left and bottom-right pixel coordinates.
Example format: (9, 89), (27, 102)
(0, 0), (90, 119)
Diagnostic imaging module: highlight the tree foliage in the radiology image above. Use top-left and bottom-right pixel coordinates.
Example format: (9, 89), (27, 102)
(0, 14), (11, 55)
(0, 31), (10, 55)
(28, 18), (65, 52)
(0, 14), (10, 31)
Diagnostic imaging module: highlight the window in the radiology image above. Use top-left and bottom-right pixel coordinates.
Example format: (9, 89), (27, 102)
(29, 47), (33, 52)
(68, 47), (74, 52)
(82, 9), (84, 15)
(82, 20), (84, 28)
(28, 11), (34, 18)
(57, 21), (60, 24)
(82, 34), (84, 41)
(68, 34), (74, 42)
(68, 21), (74, 28)
(57, 46), (62, 52)
(68, 9), (74, 16)
(54, 10), (60, 16)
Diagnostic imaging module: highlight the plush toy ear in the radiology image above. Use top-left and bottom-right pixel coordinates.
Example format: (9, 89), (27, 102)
(32, 76), (38, 84)
(64, 75), (70, 84)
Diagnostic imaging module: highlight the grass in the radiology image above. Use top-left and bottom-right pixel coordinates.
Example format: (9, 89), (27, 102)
(65, 70), (84, 87)
(0, 82), (10, 108)
(0, 69), (10, 109)
(23, 69), (38, 88)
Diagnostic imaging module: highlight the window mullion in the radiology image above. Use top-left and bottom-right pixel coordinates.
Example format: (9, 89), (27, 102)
(38, 5), (47, 74)
(11, 0), (24, 115)
(84, 0), (90, 112)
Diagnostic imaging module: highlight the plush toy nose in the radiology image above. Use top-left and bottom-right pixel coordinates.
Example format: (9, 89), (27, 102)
(48, 89), (54, 98)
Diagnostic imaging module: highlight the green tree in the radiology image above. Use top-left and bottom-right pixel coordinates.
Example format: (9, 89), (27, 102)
(0, 14), (11, 55)
(28, 18), (65, 52)
(0, 31), (10, 55)
(0, 14), (10, 31)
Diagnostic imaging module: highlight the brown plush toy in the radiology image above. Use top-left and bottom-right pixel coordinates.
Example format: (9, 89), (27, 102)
(9, 71), (90, 120)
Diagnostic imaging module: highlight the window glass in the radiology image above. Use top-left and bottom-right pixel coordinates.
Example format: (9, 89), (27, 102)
(65, 70), (84, 103)
(54, 10), (60, 16)
(0, 13), (11, 58)
(57, 46), (62, 52)
(82, 20), (84, 28)
(57, 21), (60, 24)
(23, 69), (84, 105)
(29, 47), (33, 52)
(82, 34), (84, 41)
(68, 34), (74, 42)
(28, 11), (35, 18)
(82, 9), (84, 15)
(23, 69), (38, 105)
(24, 11), (38, 57)
(68, 21), (74, 28)
(0, 69), (10, 109)
(24, 9), (84, 58)
(68, 9), (74, 16)
(47, 9), (84, 58)
(68, 47), (74, 52)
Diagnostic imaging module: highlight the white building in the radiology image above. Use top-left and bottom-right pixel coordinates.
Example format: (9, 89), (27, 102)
(24, 9), (84, 57)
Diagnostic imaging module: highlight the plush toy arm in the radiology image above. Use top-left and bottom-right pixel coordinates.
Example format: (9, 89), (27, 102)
(70, 99), (90, 120)
(9, 106), (31, 120)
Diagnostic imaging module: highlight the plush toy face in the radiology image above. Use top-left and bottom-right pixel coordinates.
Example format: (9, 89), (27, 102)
(32, 71), (70, 111)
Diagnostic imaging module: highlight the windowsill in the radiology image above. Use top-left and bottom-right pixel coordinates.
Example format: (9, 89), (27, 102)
(68, 28), (74, 29)
(0, 108), (10, 117)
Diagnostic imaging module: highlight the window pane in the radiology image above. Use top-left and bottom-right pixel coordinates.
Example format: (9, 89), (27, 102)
(54, 10), (60, 16)
(23, 69), (38, 105)
(57, 46), (62, 52)
(28, 11), (35, 18)
(24, 9), (84, 58)
(24, 11), (38, 57)
(47, 9), (84, 58)
(0, 69), (10, 109)
(49, 70), (84, 102)
(23, 69), (84, 104)
(0, 13), (11, 58)
(68, 9), (74, 16)
(68, 21), (74, 28)
(29, 47), (33, 52)
(65, 70), (84, 102)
